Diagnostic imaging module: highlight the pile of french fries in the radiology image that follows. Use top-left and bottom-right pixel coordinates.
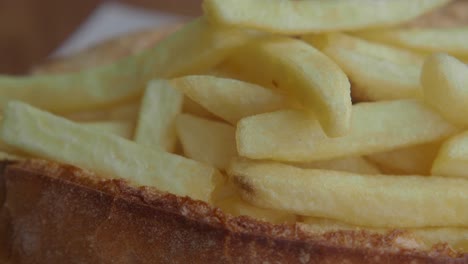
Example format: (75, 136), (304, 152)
(0, 0), (467, 252)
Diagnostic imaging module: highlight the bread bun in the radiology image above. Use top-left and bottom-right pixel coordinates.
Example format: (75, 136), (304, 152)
(1, 160), (466, 263)
(2, 2), (468, 262)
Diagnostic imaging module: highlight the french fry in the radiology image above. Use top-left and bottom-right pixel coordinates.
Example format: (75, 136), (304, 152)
(81, 121), (134, 139)
(355, 26), (468, 58)
(65, 101), (141, 122)
(366, 142), (441, 175)
(304, 33), (423, 101)
(172, 75), (286, 124)
(220, 37), (351, 137)
(176, 114), (237, 170)
(228, 158), (468, 228)
(421, 53), (468, 126)
(461, 56), (468, 64)
(134, 80), (183, 151)
(0, 121), (134, 152)
(203, 67), (234, 79)
(300, 217), (379, 233)
(182, 96), (219, 120)
(0, 101), (222, 202)
(211, 175), (238, 203)
(300, 217), (468, 252)
(412, 228), (468, 252)
(295, 156), (380, 175)
(237, 100), (456, 162)
(304, 33), (425, 65)
(203, 0), (449, 34)
(216, 196), (296, 224)
(0, 121), (134, 153)
(0, 138), (19, 154)
(0, 18), (251, 113)
(432, 131), (468, 179)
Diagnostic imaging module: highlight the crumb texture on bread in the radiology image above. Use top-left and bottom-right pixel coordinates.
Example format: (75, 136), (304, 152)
(0, 159), (466, 263)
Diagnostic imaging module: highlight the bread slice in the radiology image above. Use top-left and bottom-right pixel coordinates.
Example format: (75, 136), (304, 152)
(0, 159), (466, 263)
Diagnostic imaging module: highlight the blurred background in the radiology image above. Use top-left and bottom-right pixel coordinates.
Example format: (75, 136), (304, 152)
(0, 0), (203, 75)
(0, 0), (467, 75)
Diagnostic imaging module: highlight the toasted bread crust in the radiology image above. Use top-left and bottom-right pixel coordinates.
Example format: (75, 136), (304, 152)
(1, 160), (466, 263)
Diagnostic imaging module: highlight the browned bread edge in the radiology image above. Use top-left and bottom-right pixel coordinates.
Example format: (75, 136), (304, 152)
(1, 159), (466, 263)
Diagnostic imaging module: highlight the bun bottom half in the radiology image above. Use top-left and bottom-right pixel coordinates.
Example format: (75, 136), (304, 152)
(0, 160), (466, 263)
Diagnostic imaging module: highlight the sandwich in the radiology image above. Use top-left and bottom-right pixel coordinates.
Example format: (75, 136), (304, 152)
(1, 0), (468, 263)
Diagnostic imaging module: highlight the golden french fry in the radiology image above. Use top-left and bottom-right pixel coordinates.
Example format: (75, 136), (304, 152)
(216, 196), (296, 224)
(211, 175), (238, 203)
(1, 120), (133, 152)
(0, 18), (251, 113)
(295, 156), (380, 175)
(304, 33), (423, 101)
(0, 101), (222, 202)
(432, 131), (468, 179)
(304, 33), (425, 65)
(203, 0), (449, 34)
(366, 142), (441, 175)
(421, 53), (468, 126)
(220, 37), (351, 137)
(81, 121), (134, 139)
(300, 217), (379, 234)
(176, 114), (236, 170)
(182, 96), (219, 120)
(0, 138), (18, 154)
(203, 67), (235, 79)
(355, 26), (468, 58)
(65, 101), (141, 122)
(172, 75), (286, 124)
(300, 217), (468, 252)
(134, 80), (183, 151)
(1, 120), (134, 152)
(228, 158), (468, 228)
(237, 100), (456, 162)
(412, 228), (468, 252)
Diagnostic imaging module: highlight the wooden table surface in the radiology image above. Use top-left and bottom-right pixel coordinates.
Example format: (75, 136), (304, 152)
(0, 0), (202, 75)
